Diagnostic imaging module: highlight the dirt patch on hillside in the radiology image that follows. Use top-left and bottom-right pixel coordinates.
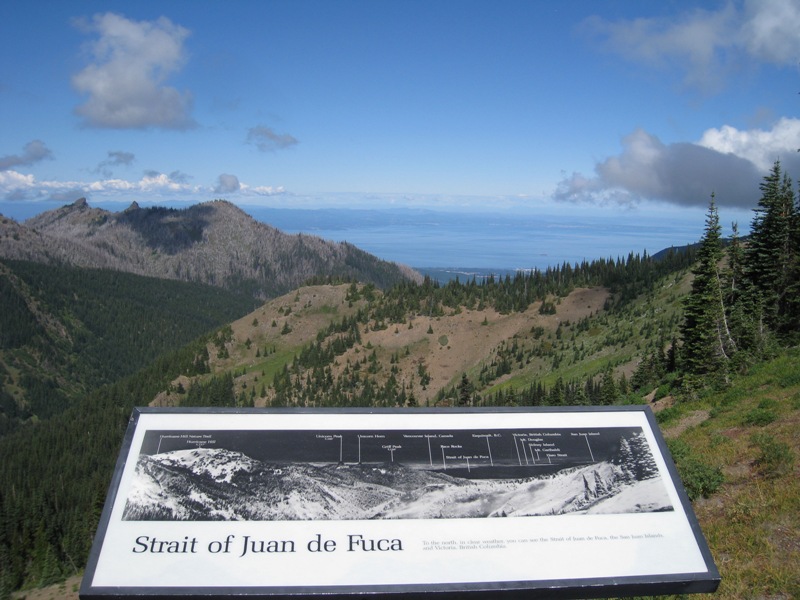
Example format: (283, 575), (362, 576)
(662, 410), (711, 439)
(230, 285), (353, 347)
(553, 287), (607, 321)
(208, 284), (357, 371)
(12, 575), (81, 600)
(352, 287), (610, 404)
(363, 307), (538, 397)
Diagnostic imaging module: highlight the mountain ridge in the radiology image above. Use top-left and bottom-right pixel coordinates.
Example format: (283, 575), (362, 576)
(0, 199), (420, 299)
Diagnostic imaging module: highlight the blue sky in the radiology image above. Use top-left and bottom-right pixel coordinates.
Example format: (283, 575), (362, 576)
(1, 0), (798, 226)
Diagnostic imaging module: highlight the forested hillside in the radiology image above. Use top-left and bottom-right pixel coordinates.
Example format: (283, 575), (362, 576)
(1, 162), (798, 599)
(0, 260), (256, 435)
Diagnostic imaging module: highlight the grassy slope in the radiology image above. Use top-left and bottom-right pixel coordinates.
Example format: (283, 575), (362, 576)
(655, 349), (800, 600)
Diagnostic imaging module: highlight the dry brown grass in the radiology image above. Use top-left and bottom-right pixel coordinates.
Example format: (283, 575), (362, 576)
(150, 283), (611, 408)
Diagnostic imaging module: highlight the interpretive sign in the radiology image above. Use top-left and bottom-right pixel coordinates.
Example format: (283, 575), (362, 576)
(81, 406), (719, 599)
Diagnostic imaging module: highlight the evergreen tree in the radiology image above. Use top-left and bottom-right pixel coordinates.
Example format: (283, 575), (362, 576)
(782, 172), (800, 341)
(680, 197), (735, 379)
(582, 474), (592, 501)
(600, 368), (618, 405)
(548, 377), (565, 406)
(457, 373), (474, 406)
(615, 437), (635, 482)
(745, 161), (798, 338)
(726, 221), (763, 357)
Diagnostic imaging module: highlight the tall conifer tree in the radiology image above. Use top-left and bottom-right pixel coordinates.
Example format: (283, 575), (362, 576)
(745, 161), (798, 337)
(724, 221), (762, 357)
(680, 197), (735, 378)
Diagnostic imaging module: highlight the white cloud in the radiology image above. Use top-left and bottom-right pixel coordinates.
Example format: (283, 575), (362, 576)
(246, 126), (299, 152)
(139, 172), (195, 192)
(0, 140), (53, 171)
(741, 0), (800, 64)
(72, 13), (194, 129)
(698, 117), (800, 171)
(0, 169), (198, 201)
(0, 166), (294, 204)
(245, 185), (287, 196)
(0, 170), (37, 192)
(581, 0), (800, 93)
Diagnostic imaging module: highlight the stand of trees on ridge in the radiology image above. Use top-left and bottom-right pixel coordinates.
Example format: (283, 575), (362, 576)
(679, 161), (799, 385)
(1, 161), (799, 596)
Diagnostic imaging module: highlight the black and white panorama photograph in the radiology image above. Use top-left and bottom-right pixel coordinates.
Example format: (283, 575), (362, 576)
(123, 427), (673, 521)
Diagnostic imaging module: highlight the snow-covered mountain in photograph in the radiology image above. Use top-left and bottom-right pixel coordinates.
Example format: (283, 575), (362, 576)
(123, 434), (673, 521)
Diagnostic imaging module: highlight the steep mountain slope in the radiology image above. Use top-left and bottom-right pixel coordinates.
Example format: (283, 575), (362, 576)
(0, 199), (419, 299)
(0, 259), (256, 434)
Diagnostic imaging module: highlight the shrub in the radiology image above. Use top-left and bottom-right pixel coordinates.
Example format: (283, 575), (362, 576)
(751, 433), (795, 479)
(653, 383), (671, 401)
(742, 407), (777, 426)
(778, 368), (800, 387)
(666, 436), (724, 500)
(676, 457), (724, 500)
(655, 404), (682, 426)
(666, 438), (691, 463)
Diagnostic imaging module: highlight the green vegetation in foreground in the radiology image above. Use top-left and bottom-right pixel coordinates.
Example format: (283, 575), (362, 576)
(631, 349), (799, 600)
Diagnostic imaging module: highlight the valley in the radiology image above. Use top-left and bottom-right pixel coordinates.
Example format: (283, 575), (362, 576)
(0, 191), (798, 599)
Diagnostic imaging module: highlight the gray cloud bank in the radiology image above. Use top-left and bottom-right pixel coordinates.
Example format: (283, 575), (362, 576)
(556, 119), (800, 209)
(247, 126), (299, 152)
(0, 140), (53, 171)
(555, 129), (760, 208)
(214, 173), (241, 194)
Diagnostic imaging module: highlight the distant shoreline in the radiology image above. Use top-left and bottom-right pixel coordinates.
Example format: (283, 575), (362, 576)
(415, 267), (532, 284)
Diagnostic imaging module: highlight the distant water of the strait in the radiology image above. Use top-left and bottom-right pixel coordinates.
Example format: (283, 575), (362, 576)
(247, 206), (711, 283)
(413, 267), (526, 284)
(3, 202), (742, 286)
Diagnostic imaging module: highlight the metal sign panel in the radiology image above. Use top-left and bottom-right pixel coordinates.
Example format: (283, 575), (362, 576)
(81, 406), (719, 598)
